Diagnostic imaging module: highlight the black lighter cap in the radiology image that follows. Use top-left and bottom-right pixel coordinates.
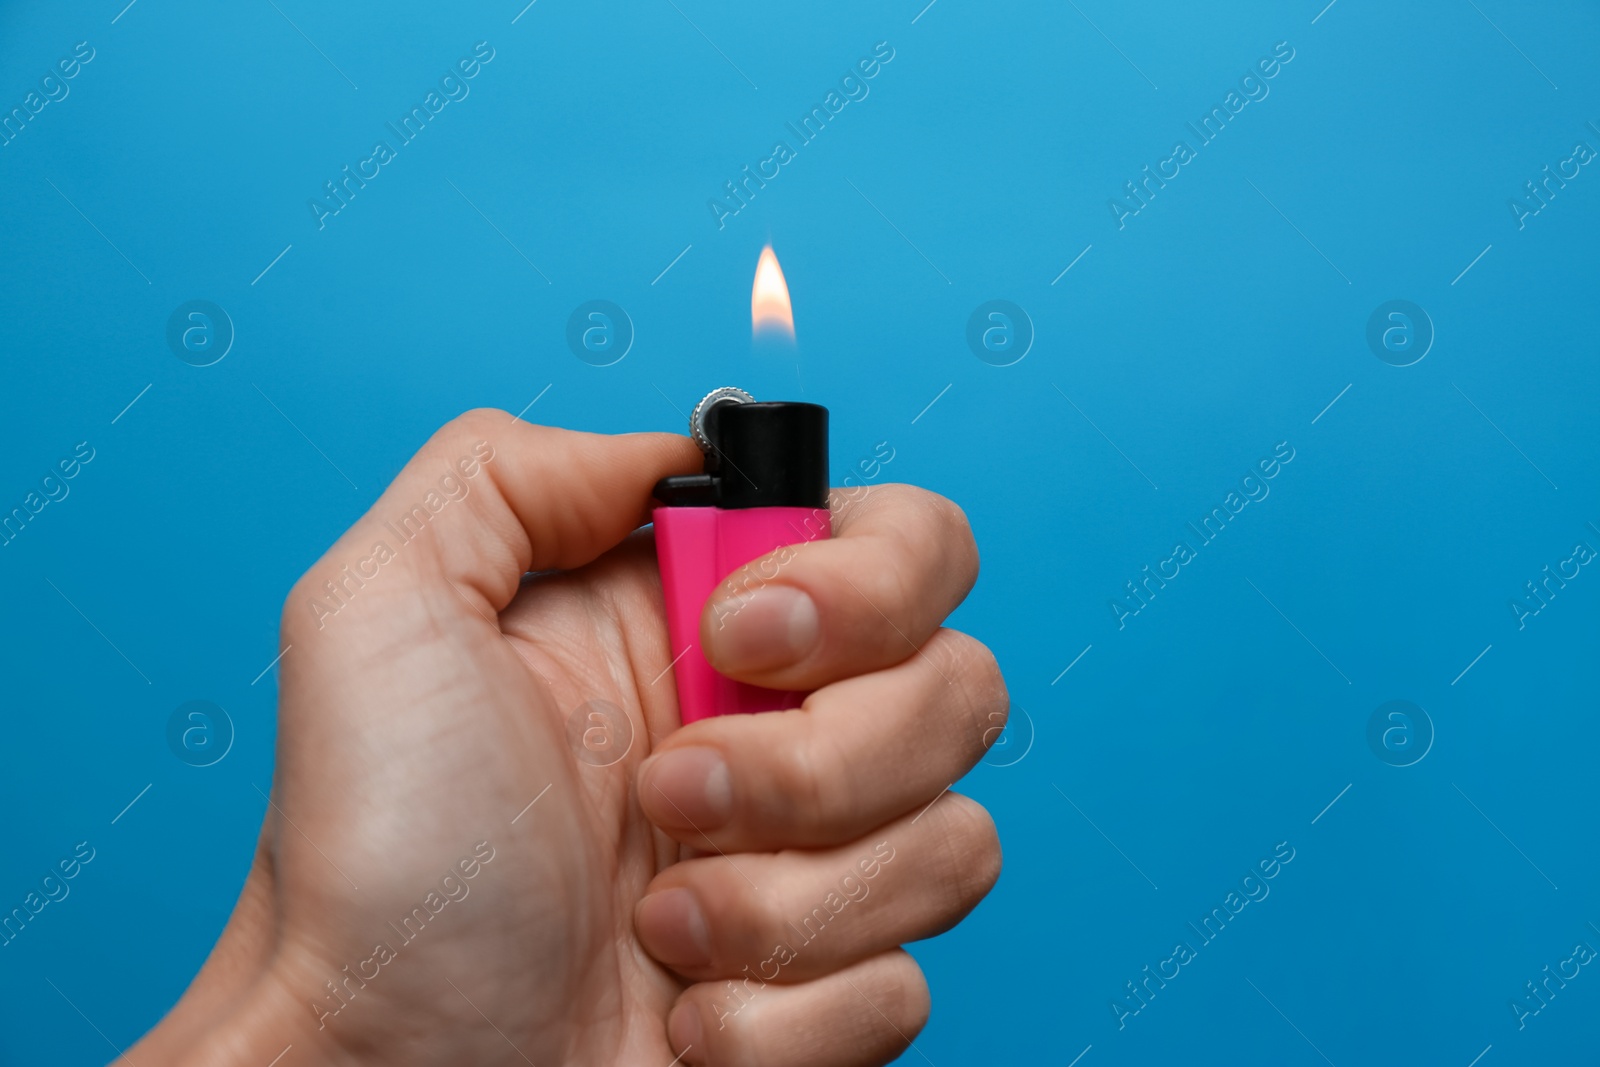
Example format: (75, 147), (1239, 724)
(654, 400), (828, 509)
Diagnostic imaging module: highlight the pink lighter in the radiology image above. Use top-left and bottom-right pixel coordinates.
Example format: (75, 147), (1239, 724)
(652, 387), (831, 724)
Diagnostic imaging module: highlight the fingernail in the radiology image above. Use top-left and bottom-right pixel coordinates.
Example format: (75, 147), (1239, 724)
(637, 887), (713, 968)
(641, 746), (733, 831)
(706, 585), (819, 672)
(667, 1001), (706, 1061)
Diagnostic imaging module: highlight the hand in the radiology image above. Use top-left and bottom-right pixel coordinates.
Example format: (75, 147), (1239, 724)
(130, 410), (1005, 1067)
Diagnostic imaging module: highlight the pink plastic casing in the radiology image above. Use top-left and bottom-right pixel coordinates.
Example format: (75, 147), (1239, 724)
(653, 504), (831, 724)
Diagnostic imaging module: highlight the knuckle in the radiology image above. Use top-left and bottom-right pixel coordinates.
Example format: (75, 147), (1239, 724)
(917, 488), (979, 584)
(442, 407), (507, 442)
(926, 488), (973, 545)
(830, 484), (980, 644)
(876, 950), (932, 1037)
(939, 794), (1003, 907)
(883, 485), (979, 616)
(421, 408), (509, 472)
(898, 485), (961, 550)
(911, 794), (1001, 939)
(927, 630), (1010, 757)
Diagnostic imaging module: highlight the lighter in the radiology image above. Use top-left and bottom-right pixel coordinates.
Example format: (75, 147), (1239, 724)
(652, 387), (831, 724)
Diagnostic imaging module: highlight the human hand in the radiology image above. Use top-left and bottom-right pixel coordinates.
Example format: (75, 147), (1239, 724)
(130, 410), (1005, 1067)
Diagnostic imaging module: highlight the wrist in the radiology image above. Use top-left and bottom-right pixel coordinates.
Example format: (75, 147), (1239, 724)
(133, 951), (364, 1067)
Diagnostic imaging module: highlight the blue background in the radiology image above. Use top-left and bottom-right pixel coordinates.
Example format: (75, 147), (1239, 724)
(2, 0), (1597, 1063)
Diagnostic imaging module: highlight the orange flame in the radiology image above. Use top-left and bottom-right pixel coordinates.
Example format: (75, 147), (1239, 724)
(751, 245), (794, 340)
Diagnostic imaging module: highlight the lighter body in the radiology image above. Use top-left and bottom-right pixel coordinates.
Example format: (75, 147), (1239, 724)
(652, 390), (831, 725)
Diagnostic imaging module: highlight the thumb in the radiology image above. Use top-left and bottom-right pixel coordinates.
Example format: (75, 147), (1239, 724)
(284, 409), (701, 635)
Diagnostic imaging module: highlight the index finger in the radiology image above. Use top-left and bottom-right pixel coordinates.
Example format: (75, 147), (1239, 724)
(698, 483), (978, 691)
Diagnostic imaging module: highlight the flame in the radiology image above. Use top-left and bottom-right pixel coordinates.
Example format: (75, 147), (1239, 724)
(751, 245), (794, 340)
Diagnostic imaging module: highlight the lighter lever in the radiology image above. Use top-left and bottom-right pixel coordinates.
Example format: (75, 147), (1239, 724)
(652, 388), (831, 725)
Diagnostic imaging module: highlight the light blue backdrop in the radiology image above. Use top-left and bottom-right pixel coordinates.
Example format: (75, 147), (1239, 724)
(2, 1), (1597, 1063)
